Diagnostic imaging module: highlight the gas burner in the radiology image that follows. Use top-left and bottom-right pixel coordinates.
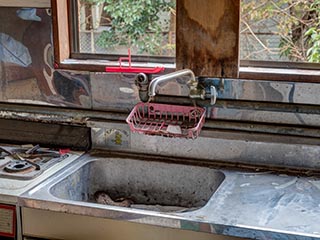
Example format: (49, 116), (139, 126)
(4, 160), (34, 173)
(0, 144), (71, 180)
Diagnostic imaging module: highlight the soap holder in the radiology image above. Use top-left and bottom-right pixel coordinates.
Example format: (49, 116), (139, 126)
(126, 102), (206, 139)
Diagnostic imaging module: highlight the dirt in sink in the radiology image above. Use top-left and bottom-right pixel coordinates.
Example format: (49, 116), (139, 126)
(94, 191), (197, 213)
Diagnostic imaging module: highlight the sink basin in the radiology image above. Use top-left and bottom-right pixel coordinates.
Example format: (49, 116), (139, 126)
(50, 157), (225, 211)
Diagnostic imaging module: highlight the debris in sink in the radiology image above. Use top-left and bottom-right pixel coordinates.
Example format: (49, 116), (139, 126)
(94, 191), (133, 207)
(94, 191), (194, 212)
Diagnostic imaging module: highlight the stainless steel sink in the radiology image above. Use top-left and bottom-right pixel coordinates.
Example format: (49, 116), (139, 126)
(50, 157), (225, 211)
(20, 154), (319, 240)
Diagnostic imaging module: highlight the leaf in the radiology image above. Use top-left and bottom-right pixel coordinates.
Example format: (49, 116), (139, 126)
(307, 47), (313, 57)
(96, 0), (174, 55)
(305, 28), (316, 37)
(0, 33), (32, 67)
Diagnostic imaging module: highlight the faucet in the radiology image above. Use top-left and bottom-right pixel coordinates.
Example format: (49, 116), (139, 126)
(147, 69), (205, 101)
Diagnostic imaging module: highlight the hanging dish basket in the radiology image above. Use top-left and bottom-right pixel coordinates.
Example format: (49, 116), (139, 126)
(126, 102), (206, 139)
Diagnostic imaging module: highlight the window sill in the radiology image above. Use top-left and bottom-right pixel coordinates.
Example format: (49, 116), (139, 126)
(56, 59), (320, 83)
(56, 59), (176, 74)
(240, 67), (320, 83)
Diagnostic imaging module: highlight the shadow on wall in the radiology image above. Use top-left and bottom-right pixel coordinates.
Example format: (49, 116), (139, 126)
(0, 7), (91, 108)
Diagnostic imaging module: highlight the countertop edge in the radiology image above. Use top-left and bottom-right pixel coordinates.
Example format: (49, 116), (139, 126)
(18, 197), (320, 240)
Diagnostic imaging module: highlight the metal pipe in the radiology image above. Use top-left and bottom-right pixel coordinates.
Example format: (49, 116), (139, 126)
(148, 69), (196, 99)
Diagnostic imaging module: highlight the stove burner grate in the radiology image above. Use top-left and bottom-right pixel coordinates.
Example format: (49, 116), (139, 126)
(0, 144), (72, 180)
(0, 145), (69, 175)
(4, 160), (34, 173)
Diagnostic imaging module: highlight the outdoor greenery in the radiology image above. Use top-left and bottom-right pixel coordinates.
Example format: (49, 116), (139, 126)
(80, 0), (320, 62)
(81, 0), (175, 55)
(241, 0), (320, 62)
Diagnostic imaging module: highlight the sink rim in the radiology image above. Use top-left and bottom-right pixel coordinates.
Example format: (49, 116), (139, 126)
(18, 153), (238, 238)
(48, 156), (226, 213)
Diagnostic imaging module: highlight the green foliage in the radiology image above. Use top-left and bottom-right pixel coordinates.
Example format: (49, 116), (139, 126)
(305, 28), (320, 63)
(95, 0), (175, 55)
(81, 0), (320, 62)
(305, 0), (320, 62)
(241, 0), (320, 63)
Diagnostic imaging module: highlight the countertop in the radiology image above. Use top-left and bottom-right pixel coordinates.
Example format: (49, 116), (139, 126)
(18, 153), (320, 240)
(179, 170), (320, 240)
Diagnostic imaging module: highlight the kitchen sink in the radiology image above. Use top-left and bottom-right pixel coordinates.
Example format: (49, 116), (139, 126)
(50, 157), (225, 211)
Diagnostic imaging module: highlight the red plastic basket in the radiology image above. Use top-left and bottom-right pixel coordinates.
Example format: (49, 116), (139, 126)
(126, 103), (206, 139)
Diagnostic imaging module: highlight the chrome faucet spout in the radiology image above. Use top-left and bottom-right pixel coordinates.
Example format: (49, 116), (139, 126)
(148, 69), (197, 100)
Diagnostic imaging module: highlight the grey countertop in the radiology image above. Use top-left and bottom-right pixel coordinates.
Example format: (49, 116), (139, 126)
(18, 153), (320, 240)
(179, 171), (320, 239)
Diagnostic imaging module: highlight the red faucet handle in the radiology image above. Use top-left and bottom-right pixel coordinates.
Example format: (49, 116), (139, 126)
(105, 48), (165, 74)
(105, 66), (165, 74)
(59, 149), (70, 155)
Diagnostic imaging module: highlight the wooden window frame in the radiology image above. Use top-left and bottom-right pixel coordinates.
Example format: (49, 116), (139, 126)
(240, 61), (320, 82)
(52, 0), (320, 83)
(68, 1), (175, 64)
(51, 0), (176, 73)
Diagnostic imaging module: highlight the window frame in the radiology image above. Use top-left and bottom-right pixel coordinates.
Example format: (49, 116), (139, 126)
(52, 0), (320, 83)
(240, 60), (320, 82)
(52, 0), (176, 72)
(69, 1), (176, 64)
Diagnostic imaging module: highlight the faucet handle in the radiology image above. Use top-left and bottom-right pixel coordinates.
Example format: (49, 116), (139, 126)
(210, 86), (217, 105)
(186, 77), (198, 88)
(189, 88), (206, 100)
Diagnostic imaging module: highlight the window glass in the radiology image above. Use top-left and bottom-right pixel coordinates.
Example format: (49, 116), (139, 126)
(76, 0), (176, 57)
(76, 0), (320, 63)
(240, 0), (320, 63)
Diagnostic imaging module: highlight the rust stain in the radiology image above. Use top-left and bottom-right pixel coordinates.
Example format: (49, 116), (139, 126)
(184, 0), (225, 34)
(177, 0), (239, 77)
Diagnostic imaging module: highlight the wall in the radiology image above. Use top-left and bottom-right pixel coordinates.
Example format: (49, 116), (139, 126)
(0, 6), (320, 168)
(0, 7), (90, 108)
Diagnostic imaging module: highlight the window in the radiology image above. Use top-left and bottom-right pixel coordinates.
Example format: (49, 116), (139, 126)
(239, 0), (320, 82)
(240, 0), (320, 64)
(73, 0), (176, 59)
(52, 0), (320, 82)
(52, 0), (176, 72)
